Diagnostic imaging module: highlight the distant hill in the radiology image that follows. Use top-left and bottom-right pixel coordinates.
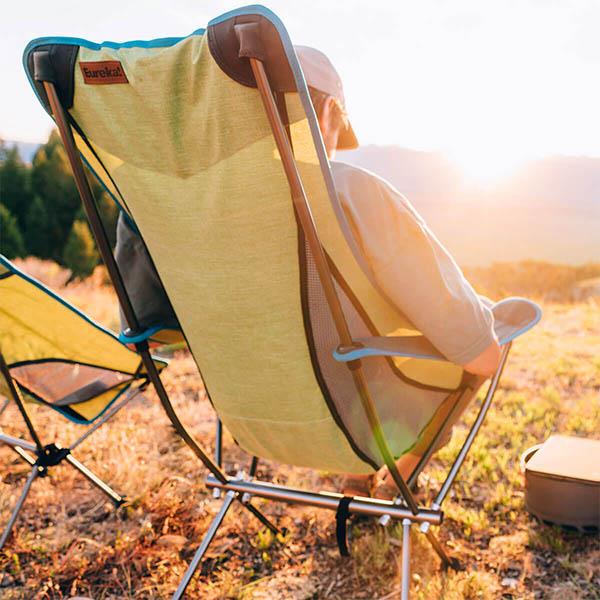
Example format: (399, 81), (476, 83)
(3, 140), (40, 164)
(338, 145), (600, 266)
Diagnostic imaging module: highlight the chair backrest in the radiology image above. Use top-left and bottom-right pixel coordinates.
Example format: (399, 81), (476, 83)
(0, 255), (146, 423)
(23, 6), (463, 472)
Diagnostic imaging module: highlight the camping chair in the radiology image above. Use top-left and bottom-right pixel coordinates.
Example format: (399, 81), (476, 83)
(23, 6), (541, 598)
(0, 254), (163, 548)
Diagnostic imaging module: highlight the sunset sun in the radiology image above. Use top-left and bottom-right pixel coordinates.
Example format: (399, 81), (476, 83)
(448, 146), (529, 186)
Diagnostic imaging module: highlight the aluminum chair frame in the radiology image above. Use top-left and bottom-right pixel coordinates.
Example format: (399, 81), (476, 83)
(0, 352), (142, 548)
(32, 41), (513, 600)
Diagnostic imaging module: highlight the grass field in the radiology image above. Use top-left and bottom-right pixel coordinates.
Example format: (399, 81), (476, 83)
(0, 260), (599, 599)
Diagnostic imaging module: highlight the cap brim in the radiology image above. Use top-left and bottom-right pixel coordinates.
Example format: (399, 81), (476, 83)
(337, 121), (359, 150)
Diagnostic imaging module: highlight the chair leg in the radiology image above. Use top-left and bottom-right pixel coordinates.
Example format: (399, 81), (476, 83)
(401, 518), (412, 600)
(238, 458), (280, 534)
(241, 502), (279, 534)
(172, 490), (236, 600)
(0, 444), (123, 550)
(65, 454), (125, 506)
(420, 522), (460, 570)
(0, 398), (9, 419)
(69, 387), (140, 452)
(0, 464), (40, 549)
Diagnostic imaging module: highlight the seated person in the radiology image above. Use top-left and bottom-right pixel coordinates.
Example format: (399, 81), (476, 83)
(115, 46), (500, 497)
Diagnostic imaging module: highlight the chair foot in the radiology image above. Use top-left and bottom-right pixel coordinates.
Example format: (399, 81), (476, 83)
(114, 496), (127, 509)
(445, 556), (463, 571)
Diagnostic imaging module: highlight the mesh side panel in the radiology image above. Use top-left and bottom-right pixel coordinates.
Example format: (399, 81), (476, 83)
(11, 362), (131, 407)
(303, 238), (373, 461)
(304, 238), (453, 465)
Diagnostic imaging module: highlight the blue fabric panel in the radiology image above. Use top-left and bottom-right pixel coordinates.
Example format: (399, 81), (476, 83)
(334, 297), (542, 363)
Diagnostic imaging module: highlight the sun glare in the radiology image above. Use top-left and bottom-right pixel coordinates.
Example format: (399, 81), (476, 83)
(448, 147), (530, 187)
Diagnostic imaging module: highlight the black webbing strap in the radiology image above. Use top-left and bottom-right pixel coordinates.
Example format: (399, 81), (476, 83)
(335, 496), (353, 557)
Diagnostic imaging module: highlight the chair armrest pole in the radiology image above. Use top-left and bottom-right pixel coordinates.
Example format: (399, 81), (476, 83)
(434, 342), (512, 508)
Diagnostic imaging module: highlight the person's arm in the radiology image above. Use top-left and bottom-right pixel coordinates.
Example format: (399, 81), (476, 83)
(333, 163), (499, 376)
(465, 294), (500, 376)
(463, 338), (501, 376)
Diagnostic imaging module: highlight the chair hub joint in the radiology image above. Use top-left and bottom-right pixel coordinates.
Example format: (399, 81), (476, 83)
(35, 443), (71, 470)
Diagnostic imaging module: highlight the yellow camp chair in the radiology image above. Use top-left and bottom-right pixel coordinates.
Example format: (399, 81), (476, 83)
(23, 7), (541, 598)
(0, 255), (161, 548)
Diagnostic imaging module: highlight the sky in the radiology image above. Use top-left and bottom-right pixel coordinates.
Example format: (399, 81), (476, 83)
(2, 0), (600, 182)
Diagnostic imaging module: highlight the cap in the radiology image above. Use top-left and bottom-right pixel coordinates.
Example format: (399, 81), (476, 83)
(294, 45), (359, 150)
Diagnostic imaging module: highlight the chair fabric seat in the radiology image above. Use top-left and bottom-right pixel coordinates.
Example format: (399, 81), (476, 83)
(0, 256), (152, 423)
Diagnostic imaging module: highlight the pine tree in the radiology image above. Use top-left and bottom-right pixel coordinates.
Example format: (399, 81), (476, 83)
(30, 130), (80, 255)
(0, 203), (26, 258)
(1, 130), (123, 262)
(0, 146), (33, 230)
(24, 195), (60, 259)
(62, 219), (99, 278)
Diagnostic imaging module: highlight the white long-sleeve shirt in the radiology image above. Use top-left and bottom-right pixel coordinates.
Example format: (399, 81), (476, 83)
(330, 160), (495, 365)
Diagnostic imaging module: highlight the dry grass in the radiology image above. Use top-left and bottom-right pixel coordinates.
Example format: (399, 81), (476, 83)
(464, 261), (600, 303)
(0, 260), (599, 599)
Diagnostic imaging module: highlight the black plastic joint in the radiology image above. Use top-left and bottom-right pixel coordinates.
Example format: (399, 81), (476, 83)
(33, 51), (56, 83)
(35, 443), (70, 468)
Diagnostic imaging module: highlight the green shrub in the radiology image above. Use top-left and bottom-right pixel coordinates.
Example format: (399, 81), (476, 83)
(62, 219), (99, 278)
(0, 203), (25, 258)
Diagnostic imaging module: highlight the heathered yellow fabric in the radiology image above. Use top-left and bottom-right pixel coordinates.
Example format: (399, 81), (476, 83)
(69, 34), (370, 473)
(284, 95), (464, 390)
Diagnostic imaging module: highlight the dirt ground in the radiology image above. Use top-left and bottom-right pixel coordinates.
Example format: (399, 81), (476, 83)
(0, 264), (599, 599)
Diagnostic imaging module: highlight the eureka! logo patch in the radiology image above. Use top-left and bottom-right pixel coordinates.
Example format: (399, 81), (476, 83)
(79, 60), (129, 84)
